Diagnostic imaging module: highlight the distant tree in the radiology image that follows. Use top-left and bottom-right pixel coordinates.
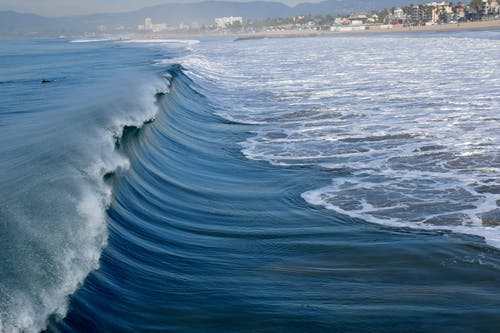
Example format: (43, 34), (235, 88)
(469, 0), (483, 12)
(377, 8), (391, 23)
(403, 5), (413, 17)
(227, 21), (242, 32)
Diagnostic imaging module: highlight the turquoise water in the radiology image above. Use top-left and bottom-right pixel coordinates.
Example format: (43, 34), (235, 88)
(1, 34), (500, 332)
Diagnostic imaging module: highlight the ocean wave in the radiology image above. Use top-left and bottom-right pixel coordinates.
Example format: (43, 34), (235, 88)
(0, 54), (173, 332)
(123, 39), (200, 45)
(69, 39), (114, 43)
(28, 35), (500, 332)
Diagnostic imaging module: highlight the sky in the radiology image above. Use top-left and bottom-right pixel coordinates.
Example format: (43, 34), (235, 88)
(0, 0), (323, 16)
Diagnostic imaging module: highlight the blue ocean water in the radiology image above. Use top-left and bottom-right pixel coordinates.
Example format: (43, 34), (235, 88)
(1, 33), (500, 332)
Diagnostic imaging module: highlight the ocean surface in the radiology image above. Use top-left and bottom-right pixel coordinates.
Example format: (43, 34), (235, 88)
(0, 31), (499, 332)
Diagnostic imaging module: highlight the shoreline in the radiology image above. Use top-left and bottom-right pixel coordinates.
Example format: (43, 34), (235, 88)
(233, 19), (500, 41)
(122, 19), (500, 41)
(2, 19), (499, 41)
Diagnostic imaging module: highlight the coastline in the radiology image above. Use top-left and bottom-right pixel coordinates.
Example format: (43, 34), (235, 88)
(233, 19), (500, 41)
(124, 19), (500, 42)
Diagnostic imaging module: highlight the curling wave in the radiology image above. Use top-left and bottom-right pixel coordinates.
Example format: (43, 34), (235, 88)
(0, 40), (171, 332)
(51, 38), (500, 333)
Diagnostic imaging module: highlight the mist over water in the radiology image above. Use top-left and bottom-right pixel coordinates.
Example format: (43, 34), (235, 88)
(1, 32), (500, 332)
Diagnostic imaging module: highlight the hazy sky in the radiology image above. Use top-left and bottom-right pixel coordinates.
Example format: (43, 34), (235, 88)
(0, 0), (323, 16)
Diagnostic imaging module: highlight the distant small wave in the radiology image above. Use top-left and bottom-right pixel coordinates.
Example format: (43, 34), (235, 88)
(69, 38), (114, 43)
(123, 39), (200, 45)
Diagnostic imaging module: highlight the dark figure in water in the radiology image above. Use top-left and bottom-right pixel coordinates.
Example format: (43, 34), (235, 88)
(41, 79), (53, 83)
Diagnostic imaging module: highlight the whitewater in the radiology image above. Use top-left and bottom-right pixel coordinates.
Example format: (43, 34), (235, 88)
(185, 32), (500, 246)
(1, 32), (500, 332)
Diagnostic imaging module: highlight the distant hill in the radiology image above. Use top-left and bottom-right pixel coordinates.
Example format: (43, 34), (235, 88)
(0, 11), (94, 37)
(131, 1), (293, 22)
(294, 0), (414, 16)
(0, 0), (417, 37)
(0, 11), (54, 37)
(120, 0), (416, 23)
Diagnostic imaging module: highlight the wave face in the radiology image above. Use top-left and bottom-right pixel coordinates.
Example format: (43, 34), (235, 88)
(40, 33), (500, 332)
(2, 33), (500, 332)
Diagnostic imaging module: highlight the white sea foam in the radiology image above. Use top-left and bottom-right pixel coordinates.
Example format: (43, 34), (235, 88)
(123, 39), (200, 45)
(185, 34), (500, 248)
(70, 38), (113, 43)
(0, 179), (111, 333)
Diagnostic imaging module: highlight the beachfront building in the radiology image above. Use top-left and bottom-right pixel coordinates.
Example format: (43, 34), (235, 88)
(215, 16), (243, 29)
(381, 7), (407, 25)
(465, 0), (499, 19)
(409, 2), (453, 24)
(487, 1), (500, 16)
(485, 0), (490, 15)
(349, 14), (368, 24)
(410, 5), (426, 23)
(425, 2), (454, 23)
(394, 8), (405, 18)
(456, 6), (466, 20)
(384, 7), (407, 24)
(367, 14), (379, 23)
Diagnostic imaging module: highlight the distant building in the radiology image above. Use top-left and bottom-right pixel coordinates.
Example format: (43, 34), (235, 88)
(367, 14), (379, 23)
(145, 18), (153, 31)
(456, 6), (466, 20)
(411, 5), (425, 22)
(152, 24), (167, 32)
(425, 2), (453, 23)
(484, 0), (500, 16)
(138, 18), (167, 32)
(214, 16), (243, 29)
(492, 2), (500, 16)
(394, 8), (405, 18)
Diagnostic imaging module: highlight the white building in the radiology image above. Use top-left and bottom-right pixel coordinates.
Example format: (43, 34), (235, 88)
(138, 18), (168, 32)
(214, 16), (243, 29)
(394, 8), (405, 18)
(145, 18), (153, 30)
(152, 23), (167, 32)
(425, 2), (453, 23)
